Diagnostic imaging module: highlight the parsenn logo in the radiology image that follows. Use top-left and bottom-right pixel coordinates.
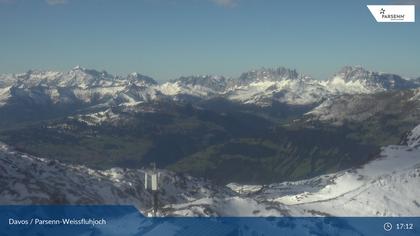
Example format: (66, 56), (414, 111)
(380, 8), (386, 15)
(367, 5), (415, 23)
(379, 7), (405, 21)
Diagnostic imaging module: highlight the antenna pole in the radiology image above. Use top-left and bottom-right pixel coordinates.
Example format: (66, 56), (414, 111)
(145, 162), (159, 217)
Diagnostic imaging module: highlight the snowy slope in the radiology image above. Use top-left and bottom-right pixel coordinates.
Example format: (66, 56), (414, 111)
(160, 75), (227, 96)
(226, 77), (329, 106)
(0, 86), (11, 106)
(406, 124), (420, 147)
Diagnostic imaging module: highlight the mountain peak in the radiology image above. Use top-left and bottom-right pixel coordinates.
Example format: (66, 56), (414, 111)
(236, 66), (303, 86)
(253, 67), (300, 79)
(171, 75), (227, 91)
(69, 67), (112, 78)
(127, 72), (157, 86)
(72, 65), (84, 70)
(339, 65), (367, 72)
(175, 74), (225, 82)
(336, 66), (372, 82)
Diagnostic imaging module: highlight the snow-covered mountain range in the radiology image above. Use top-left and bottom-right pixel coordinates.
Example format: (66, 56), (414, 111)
(1, 65), (420, 217)
(2, 124), (420, 217)
(1, 66), (418, 108)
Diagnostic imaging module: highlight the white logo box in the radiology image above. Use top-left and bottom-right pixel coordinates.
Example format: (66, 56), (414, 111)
(367, 5), (415, 23)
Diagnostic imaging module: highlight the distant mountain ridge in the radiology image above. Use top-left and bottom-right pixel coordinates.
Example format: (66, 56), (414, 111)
(1, 66), (418, 108)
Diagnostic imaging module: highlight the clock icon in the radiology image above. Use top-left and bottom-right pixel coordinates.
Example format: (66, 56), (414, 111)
(384, 222), (393, 232)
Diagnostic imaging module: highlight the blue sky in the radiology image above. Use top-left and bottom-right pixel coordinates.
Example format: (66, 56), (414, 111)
(0, 0), (419, 81)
